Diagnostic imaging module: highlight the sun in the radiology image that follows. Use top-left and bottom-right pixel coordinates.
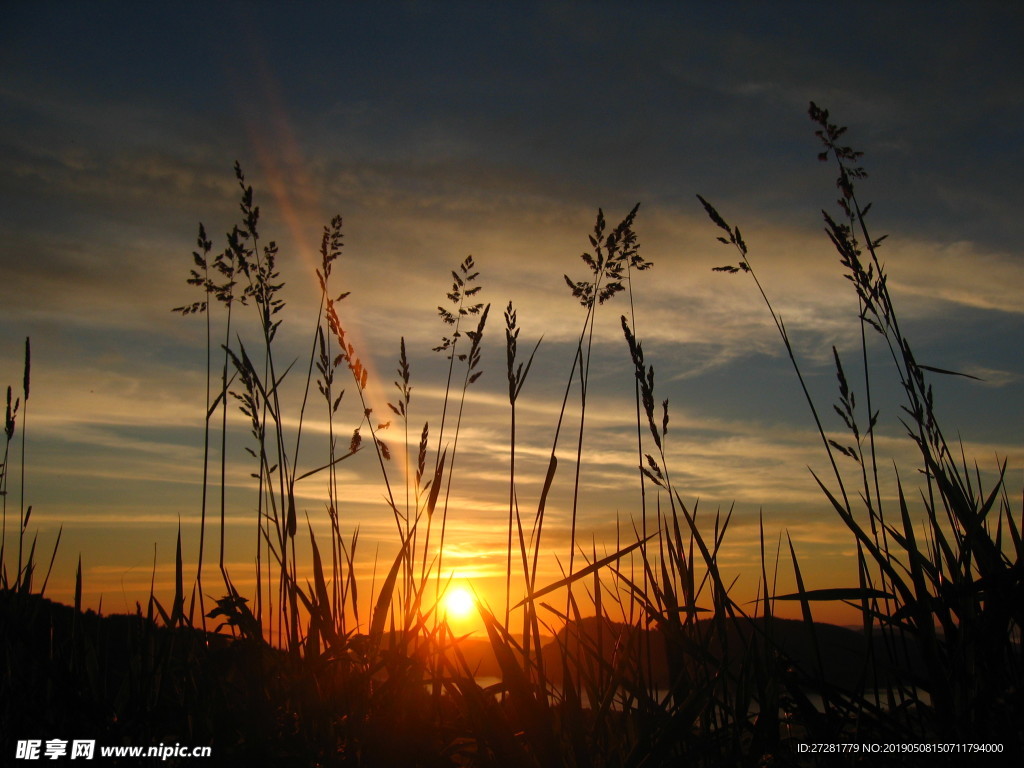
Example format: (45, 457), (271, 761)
(443, 586), (475, 620)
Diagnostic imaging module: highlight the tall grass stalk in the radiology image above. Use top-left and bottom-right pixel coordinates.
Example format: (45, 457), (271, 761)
(621, 215), (655, 693)
(16, 338), (29, 590)
(426, 257), (487, 598)
(1, 381), (19, 584)
(503, 302), (540, 632)
(561, 204), (639, 598)
(172, 224), (216, 628)
(1, 338), (64, 599)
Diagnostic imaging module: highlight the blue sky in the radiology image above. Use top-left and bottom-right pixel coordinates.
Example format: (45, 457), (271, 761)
(2, 1), (1022, 622)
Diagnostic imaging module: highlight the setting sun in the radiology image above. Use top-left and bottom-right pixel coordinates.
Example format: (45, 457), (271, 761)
(443, 586), (476, 620)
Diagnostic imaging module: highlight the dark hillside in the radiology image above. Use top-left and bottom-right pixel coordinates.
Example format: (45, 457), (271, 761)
(1, 590), (312, 765)
(542, 614), (926, 691)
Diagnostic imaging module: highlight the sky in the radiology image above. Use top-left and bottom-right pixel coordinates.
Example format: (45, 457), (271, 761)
(1, 1), (1022, 628)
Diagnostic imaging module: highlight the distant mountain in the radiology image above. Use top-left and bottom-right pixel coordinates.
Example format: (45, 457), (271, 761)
(535, 615), (925, 691)
(439, 613), (925, 695)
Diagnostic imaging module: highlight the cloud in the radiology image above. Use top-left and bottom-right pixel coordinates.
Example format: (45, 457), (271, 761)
(884, 239), (1024, 316)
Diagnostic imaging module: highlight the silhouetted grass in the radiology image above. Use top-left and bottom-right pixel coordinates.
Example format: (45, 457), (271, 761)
(2, 103), (1021, 766)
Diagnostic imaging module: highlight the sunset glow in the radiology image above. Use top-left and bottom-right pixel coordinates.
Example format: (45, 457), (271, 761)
(0, 0), (1018, 654)
(443, 586), (476, 621)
